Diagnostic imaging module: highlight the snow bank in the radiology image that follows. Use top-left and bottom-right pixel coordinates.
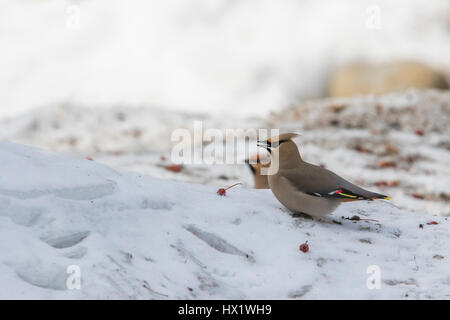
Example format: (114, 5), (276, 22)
(0, 142), (449, 299)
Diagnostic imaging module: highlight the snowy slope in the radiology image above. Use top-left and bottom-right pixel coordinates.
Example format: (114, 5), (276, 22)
(0, 142), (449, 299)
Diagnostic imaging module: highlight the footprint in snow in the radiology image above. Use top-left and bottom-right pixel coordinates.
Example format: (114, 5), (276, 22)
(184, 225), (255, 263)
(42, 231), (90, 249)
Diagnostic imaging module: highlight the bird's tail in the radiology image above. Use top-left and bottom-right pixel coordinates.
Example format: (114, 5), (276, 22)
(331, 188), (391, 201)
(369, 193), (391, 200)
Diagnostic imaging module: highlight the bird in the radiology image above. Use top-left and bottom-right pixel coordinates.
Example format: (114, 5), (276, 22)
(244, 153), (270, 189)
(257, 133), (390, 218)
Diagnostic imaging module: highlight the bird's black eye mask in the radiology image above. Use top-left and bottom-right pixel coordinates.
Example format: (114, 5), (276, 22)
(257, 139), (289, 154)
(268, 139), (289, 148)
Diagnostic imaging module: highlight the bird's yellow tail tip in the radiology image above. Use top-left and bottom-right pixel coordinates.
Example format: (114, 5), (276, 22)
(384, 196), (392, 200)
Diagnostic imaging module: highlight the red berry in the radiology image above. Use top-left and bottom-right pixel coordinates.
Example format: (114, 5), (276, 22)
(216, 183), (242, 196)
(164, 164), (183, 173)
(299, 241), (309, 253)
(427, 221), (438, 225)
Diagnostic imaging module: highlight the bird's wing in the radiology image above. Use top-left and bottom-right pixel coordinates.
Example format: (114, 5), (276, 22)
(282, 163), (390, 201)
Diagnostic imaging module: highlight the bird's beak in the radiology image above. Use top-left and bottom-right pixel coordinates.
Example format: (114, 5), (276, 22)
(257, 140), (272, 154)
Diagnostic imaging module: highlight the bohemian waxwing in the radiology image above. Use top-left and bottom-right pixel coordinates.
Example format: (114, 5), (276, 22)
(244, 153), (270, 189)
(258, 133), (390, 218)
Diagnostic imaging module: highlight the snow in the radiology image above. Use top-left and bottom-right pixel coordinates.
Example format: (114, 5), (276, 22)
(1, 0), (449, 118)
(1, 0), (448, 300)
(1, 90), (448, 217)
(0, 142), (449, 299)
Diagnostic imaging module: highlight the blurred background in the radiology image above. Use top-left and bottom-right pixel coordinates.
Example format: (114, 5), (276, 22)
(0, 0), (449, 215)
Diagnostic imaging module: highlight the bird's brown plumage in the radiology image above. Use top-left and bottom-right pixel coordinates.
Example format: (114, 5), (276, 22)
(261, 133), (389, 217)
(245, 154), (270, 189)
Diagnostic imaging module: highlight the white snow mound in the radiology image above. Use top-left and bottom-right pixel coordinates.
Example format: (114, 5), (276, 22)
(0, 142), (449, 299)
